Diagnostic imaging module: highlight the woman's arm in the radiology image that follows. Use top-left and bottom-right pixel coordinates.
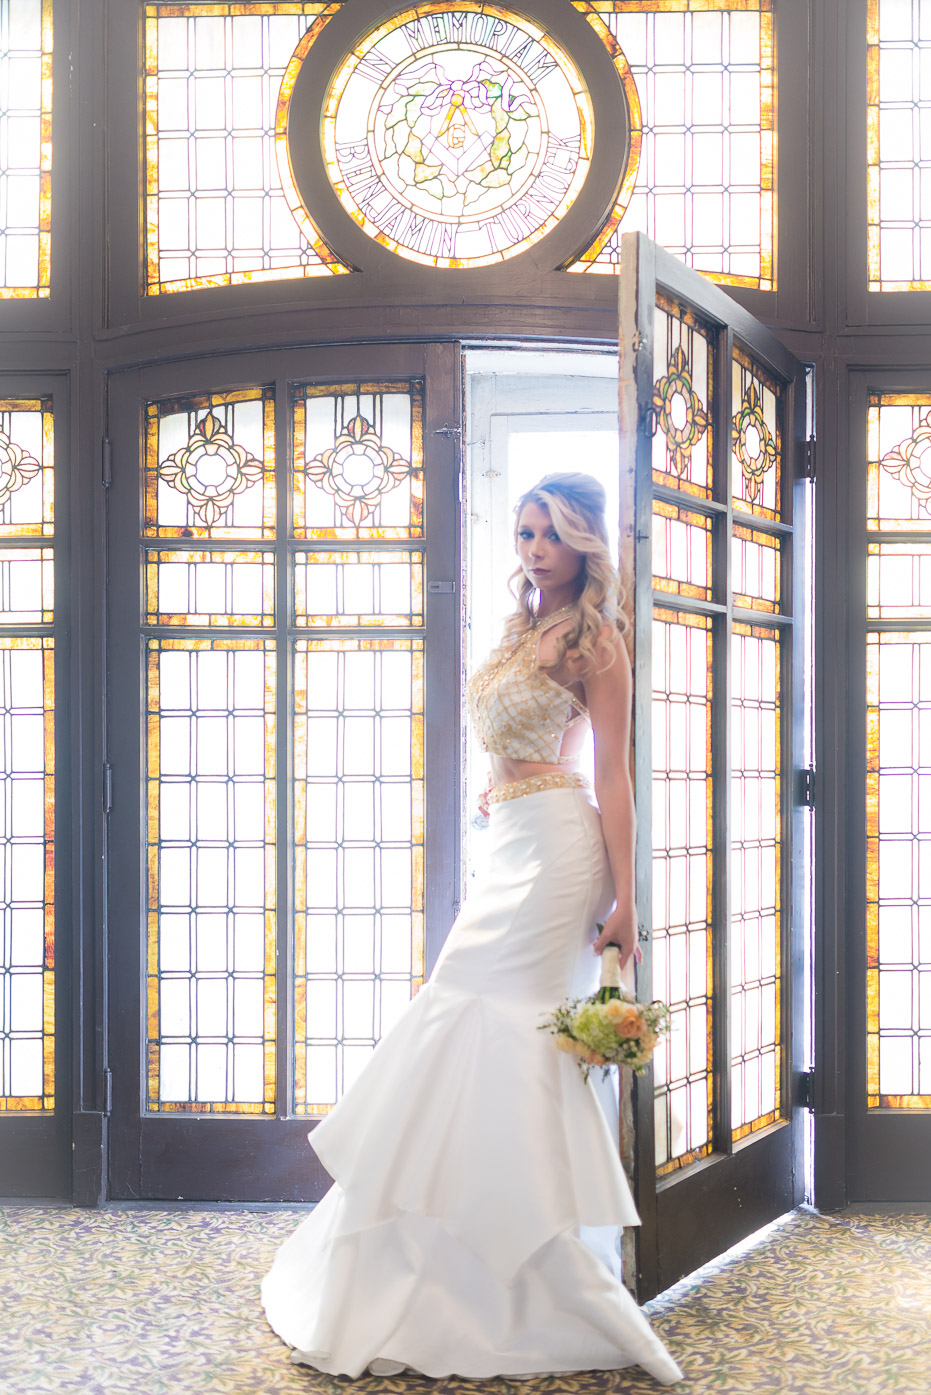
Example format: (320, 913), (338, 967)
(580, 626), (640, 968)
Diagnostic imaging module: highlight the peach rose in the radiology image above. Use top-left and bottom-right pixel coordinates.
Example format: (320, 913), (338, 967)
(605, 1000), (646, 1039)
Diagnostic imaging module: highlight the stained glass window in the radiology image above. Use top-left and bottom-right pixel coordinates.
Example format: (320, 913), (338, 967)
(0, 0), (52, 298)
(293, 638), (424, 1114)
(867, 0), (931, 291)
(0, 399), (53, 535)
(732, 524), (781, 613)
(652, 293), (713, 498)
(145, 637), (277, 1113)
(144, 550), (275, 628)
(294, 550), (424, 628)
(732, 346), (782, 520)
(652, 500), (712, 602)
(569, 0), (774, 290)
(866, 390), (931, 1108)
(730, 622), (781, 1139)
(652, 609), (714, 1174)
(144, 1), (349, 294)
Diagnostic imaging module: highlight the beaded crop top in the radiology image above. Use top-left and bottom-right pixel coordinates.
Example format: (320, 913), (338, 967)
(466, 606), (590, 765)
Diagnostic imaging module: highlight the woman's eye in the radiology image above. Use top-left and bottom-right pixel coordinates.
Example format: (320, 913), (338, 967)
(548, 532), (560, 542)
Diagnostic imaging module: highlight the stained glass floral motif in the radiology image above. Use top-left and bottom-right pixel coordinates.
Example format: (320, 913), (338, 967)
(732, 382), (776, 505)
(0, 427), (39, 506)
(158, 412), (264, 528)
(879, 413), (931, 512)
(305, 415), (411, 528)
(653, 346), (709, 478)
(0, 0), (52, 299)
(0, 400), (53, 536)
(144, 2), (349, 295)
(145, 388), (275, 540)
(318, 4), (594, 268)
(568, 0), (775, 290)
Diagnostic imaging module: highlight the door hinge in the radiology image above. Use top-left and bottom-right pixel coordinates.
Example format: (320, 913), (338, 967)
(102, 438), (112, 488)
(103, 1068), (113, 1116)
(434, 423), (461, 439)
(797, 1069), (815, 1111)
(799, 438), (815, 481)
(103, 762), (113, 815)
(795, 767), (815, 808)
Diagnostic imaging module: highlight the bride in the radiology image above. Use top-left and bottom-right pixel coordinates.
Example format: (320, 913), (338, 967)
(261, 472), (683, 1385)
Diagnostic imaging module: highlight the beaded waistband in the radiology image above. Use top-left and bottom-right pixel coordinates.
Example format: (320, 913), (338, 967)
(488, 771), (590, 805)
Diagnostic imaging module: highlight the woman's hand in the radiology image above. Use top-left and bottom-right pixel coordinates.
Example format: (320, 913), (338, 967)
(593, 901), (642, 969)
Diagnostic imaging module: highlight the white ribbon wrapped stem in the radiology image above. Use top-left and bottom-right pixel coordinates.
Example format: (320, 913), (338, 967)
(600, 944), (621, 990)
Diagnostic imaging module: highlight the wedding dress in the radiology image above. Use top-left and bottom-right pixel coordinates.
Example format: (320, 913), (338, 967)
(261, 613), (683, 1385)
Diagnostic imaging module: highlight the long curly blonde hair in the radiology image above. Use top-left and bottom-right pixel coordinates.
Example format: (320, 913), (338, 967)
(496, 472), (629, 676)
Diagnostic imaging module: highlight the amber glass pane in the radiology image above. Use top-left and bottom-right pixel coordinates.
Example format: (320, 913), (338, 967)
(866, 0), (931, 291)
(144, 387), (275, 540)
(866, 632), (931, 1108)
(569, 0), (774, 290)
(294, 550), (424, 628)
(652, 607), (713, 1175)
(293, 637), (424, 1115)
(867, 391), (931, 531)
(292, 382), (424, 541)
(144, 549), (275, 627)
(731, 622), (782, 1139)
(0, 638), (54, 1112)
(652, 500), (712, 600)
(732, 524), (781, 613)
(143, 2), (348, 294)
(652, 293), (713, 499)
(0, 0), (52, 299)
(0, 546), (52, 623)
(0, 398), (53, 537)
(146, 638), (276, 1113)
(731, 346), (782, 521)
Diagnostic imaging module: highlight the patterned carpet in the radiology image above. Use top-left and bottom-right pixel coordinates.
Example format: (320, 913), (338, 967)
(0, 1205), (929, 1394)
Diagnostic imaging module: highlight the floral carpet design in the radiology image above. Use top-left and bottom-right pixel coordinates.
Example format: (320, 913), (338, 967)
(1, 1205), (929, 1394)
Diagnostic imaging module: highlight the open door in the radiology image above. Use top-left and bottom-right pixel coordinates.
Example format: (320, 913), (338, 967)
(620, 234), (810, 1298)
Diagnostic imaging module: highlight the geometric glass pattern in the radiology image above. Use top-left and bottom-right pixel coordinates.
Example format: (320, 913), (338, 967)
(866, 632), (931, 1107)
(143, 2), (349, 295)
(0, 637), (54, 1111)
(868, 542), (931, 619)
(294, 551), (424, 628)
(731, 346), (782, 520)
(867, 0), (931, 291)
(0, 546), (53, 623)
(144, 388), (275, 540)
(569, 0), (775, 290)
(652, 500), (712, 602)
(145, 638), (276, 1113)
(732, 524), (781, 613)
(868, 391), (931, 530)
(652, 293), (713, 499)
(0, 0), (52, 299)
(144, 550), (275, 628)
(293, 383), (423, 541)
(318, 5), (594, 270)
(730, 621), (782, 1140)
(652, 608), (714, 1175)
(293, 637), (424, 1115)
(0, 399), (53, 536)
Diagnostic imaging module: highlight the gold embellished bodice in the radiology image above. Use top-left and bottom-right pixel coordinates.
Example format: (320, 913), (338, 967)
(467, 607), (589, 765)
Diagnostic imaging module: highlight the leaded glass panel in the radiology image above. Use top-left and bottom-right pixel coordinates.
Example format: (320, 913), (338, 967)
(144, 550), (275, 628)
(868, 391), (931, 531)
(0, 637), (53, 1112)
(144, 388), (275, 540)
(0, 0), (52, 299)
(868, 542), (931, 619)
(144, 1), (348, 294)
(731, 346), (782, 521)
(0, 398), (53, 537)
(652, 500), (712, 601)
(652, 608), (714, 1175)
(569, 0), (774, 289)
(145, 637), (277, 1113)
(0, 545), (52, 622)
(730, 621), (781, 1139)
(293, 637), (424, 1115)
(732, 524), (781, 614)
(294, 550), (424, 628)
(652, 294), (713, 498)
(292, 382), (423, 540)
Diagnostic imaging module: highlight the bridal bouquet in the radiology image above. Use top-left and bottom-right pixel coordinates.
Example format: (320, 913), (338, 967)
(539, 939), (670, 1080)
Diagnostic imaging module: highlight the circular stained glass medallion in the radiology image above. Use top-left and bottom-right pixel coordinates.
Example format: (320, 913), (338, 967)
(321, 4), (594, 268)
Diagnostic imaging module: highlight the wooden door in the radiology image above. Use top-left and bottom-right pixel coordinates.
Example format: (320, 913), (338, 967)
(620, 234), (810, 1297)
(106, 342), (460, 1201)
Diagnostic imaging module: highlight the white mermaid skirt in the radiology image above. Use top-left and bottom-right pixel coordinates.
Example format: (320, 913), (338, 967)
(261, 786), (683, 1385)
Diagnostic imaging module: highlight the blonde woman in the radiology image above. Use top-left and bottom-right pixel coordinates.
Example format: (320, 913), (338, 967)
(262, 473), (682, 1386)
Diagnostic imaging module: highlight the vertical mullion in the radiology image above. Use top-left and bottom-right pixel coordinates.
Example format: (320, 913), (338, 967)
(712, 325), (734, 1154)
(274, 376), (290, 1119)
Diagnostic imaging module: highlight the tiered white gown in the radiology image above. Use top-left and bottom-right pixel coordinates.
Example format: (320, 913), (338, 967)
(261, 784), (683, 1385)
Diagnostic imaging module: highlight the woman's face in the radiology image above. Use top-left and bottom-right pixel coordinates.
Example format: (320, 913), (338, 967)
(516, 500), (583, 596)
